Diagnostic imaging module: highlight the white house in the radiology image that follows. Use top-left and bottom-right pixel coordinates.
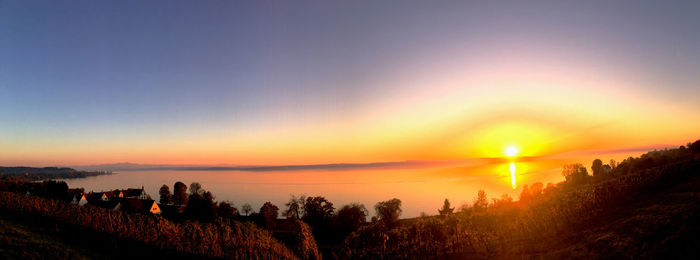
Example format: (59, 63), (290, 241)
(71, 193), (88, 206)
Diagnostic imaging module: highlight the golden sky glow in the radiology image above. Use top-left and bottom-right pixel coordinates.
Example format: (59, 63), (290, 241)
(2, 2), (700, 167)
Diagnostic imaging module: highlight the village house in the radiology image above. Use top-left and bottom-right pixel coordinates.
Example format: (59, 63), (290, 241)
(121, 187), (149, 200)
(117, 198), (161, 215)
(87, 192), (109, 202)
(71, 193), (88, 206)
(67, 188), (87, 206)
(82, 187), (159, 215)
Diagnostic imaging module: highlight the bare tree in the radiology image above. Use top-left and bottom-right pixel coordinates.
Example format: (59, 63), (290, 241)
(283, 195), (305, 219)
(242, 203), (253, 216)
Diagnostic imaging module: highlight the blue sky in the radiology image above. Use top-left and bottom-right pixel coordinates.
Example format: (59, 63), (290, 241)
(1, 1), (700, 165)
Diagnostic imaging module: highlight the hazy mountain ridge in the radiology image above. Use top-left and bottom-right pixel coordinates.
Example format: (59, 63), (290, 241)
(72, 160), (466, 172)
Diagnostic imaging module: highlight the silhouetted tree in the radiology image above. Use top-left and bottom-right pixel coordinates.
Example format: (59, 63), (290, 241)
(609, 159), (617, 169)
(173, 181), (188, 205)
(544, 182), (555, 194)
(332, 203), (368, 243)
(438, 199), (454, 216)
(375, 198), (402, 228)
(591, 159), (603, 178)
(159, 184), (172, 205)
(530, 182), (543, 197)
(473, 190), (488, 212)
(189, 182), (203, 196)
(283, 195), (305, 219)
(519, 184), (531, 203)
(217, 201), (238, 220)
(242, 203), (253, 216)
(185, 190), (217, 222)
(562, 163), (589, 184)
(491, 193), (514, 208)
(690, 139), (700, 154)
(258, 202), (279, 230)
(302, 196), (335, 224)
(302, 196), (335, 241)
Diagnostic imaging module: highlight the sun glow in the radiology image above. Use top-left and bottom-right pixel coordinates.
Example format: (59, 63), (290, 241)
(505, 146), (519, 157)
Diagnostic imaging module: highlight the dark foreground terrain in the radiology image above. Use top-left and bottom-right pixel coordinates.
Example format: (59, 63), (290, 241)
(0, 214), (103, 259)
(509, 165), (700, 259)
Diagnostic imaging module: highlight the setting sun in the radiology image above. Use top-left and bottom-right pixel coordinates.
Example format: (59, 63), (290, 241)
(505, 146), (519, 157)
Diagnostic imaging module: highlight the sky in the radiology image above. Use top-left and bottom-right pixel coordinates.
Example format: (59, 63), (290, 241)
(1, 1), (700, 166)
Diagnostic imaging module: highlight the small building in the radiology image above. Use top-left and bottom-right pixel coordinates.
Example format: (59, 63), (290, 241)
(87, 192), (109, 202)
(103, 191), (123, 200)
(122, 187), (149, 200)
(118, 198), (161, 215)
(71, 193), (88, 206)
(67, 188), (88, 206)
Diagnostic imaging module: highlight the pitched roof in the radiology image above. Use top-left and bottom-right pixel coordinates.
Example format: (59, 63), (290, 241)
(120, 198), (160, 214)
(103, 191), (118, 199)
(86, 192), (107, 202)
(122, 188), (145, 198)
(87, 199), (120, 210)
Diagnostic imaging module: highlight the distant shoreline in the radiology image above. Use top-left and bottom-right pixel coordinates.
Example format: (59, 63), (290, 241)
(0, 166), (112, 181)
(72, 160), (470, 172)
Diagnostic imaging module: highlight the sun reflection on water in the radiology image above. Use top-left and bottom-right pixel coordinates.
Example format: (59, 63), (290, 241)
(510, 162), (516, 189)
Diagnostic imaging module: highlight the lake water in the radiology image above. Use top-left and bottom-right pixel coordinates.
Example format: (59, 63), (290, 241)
(63, 152), (643, 218)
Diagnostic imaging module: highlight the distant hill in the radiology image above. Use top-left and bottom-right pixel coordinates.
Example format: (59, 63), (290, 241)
(73, 160), (464, 172)
(0, 167), (110, 180)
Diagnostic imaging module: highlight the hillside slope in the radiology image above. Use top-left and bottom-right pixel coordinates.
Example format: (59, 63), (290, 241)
(521, 169), (700, 259)
(0, 214), (107, 259)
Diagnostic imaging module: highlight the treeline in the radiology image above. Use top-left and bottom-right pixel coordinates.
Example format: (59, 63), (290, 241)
(0, 178), (76, 202)
(157, 181), (373, 257)
(559, 140), (700, 185)
(0, 166), (111, 180)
